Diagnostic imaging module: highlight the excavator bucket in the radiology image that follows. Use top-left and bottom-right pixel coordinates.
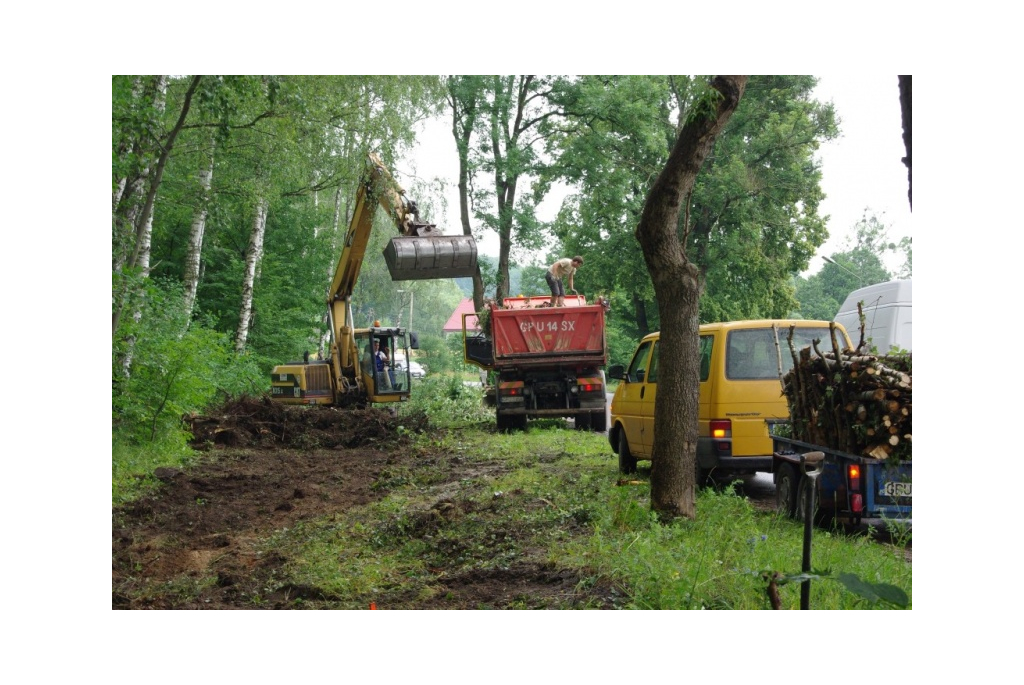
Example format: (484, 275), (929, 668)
(383, 235), (478, 280)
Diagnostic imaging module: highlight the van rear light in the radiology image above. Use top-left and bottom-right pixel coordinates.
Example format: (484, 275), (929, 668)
(847, 464), (861, 490)
(710, 419), (731, 439)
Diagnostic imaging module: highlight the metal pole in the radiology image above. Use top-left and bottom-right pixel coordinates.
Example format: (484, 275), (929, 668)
(800, 451), (824, 610)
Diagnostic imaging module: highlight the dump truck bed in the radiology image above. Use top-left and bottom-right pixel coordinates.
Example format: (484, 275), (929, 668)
(489, 297), (606, 367)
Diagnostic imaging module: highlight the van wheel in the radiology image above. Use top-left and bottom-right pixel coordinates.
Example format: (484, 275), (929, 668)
(776, 463), (799, 518)
(618, 430), (637, 474)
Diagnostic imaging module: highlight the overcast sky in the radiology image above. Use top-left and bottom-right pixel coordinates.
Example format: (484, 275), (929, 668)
(401, 75), (912, 275)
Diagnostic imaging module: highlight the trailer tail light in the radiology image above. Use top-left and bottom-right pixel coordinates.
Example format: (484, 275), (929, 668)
(710, 420), (731, 439)
(847, 464), (861, 491)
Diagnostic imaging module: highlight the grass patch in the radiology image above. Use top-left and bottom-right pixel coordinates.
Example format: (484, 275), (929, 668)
(112, 433), (198, 507)
(259, 425), (911, 609)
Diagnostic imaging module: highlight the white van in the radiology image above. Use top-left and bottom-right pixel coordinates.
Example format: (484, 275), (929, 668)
(834, 279), (912, 353)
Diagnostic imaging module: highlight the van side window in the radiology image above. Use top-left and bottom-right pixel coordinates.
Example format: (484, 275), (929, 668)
(727, 326), (834, 379)
(699, 335), (713, 381)
(628, 340), (652, 383)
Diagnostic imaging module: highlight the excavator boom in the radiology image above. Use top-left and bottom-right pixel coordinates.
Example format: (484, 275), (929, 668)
(271, 152), (477, 407)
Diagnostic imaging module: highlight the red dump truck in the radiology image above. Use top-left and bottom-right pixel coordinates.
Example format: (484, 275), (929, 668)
(463, 295), (608, 432)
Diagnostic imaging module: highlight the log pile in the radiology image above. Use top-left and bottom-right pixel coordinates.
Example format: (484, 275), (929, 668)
(780, 323), (912, 462)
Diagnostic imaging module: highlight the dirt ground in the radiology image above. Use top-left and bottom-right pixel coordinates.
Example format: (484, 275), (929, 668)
(111, 396), (618, 610)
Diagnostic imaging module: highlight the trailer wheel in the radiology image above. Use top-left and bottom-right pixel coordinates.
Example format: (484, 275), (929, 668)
(695, 464), (710, 488)
(775, 463), (799, 518)
(618, 430), (637, 474)
(796, 475), (825, 525)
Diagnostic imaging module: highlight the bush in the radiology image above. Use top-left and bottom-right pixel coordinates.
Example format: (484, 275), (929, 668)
(113, 280), (264, 446)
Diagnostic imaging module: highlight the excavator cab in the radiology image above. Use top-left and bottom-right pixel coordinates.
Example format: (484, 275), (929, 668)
(357, 327), (416, 402)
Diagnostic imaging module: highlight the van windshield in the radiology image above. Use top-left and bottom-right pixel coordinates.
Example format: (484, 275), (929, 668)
(726, 326), (834, 380)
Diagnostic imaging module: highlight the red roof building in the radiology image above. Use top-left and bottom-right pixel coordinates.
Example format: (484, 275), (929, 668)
(442, 297), (479, 336)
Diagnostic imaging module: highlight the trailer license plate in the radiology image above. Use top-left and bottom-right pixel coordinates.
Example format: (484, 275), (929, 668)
(883, 482), (912, 498)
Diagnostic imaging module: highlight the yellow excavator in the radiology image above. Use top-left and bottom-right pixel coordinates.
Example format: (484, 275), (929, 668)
(269, 152), (477, 407)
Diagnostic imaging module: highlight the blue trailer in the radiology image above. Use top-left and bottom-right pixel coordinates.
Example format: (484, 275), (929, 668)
(771, 432), (912, 527)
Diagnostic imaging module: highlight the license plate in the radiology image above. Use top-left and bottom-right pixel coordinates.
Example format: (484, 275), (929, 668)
(883, 482), (912, 498)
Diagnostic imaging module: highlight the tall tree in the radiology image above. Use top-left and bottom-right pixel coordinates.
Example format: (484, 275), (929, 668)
(635, 75), (747, 521)
(235, 197), (268, 352)
(113, 76), (202, 337)
(183, 134), (215, 321)
(793, 211), (906, 320)
(545, 76), (836, 336)
(446, 76), (488, 310)
(448, 75), (558, 304)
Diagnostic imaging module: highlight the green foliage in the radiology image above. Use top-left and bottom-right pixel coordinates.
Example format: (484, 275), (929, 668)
(413, 334), (455, 374)
(792, 211), (906, 319)
(113, 279), (264, 445)
(401, 374), (492, 428)
(543, 76), (838, 333)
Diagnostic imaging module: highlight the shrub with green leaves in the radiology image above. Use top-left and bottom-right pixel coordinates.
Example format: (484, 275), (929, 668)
(113, 279), (263, 445)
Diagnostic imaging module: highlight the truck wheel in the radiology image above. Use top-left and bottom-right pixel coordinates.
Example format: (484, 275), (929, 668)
(575, 414), (591, 431)
(591, 411), (607, 433)
(496, 413), (511, 433)
(618, 430), (637, 474)
(775, 463), (799, 518)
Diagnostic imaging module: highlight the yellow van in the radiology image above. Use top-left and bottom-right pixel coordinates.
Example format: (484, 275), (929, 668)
(607, 319), (852, 479)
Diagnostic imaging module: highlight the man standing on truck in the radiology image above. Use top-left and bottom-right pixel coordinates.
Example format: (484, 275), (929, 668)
(546, 256), (583, 307)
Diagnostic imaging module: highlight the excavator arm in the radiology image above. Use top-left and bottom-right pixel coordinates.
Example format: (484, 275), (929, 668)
(272, 152), (477, 407)
(328, 153), (477, 401)
(328, 152), (477, 301)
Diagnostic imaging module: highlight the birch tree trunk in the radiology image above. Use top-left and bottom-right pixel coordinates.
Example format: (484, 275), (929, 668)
(183, 141), (215, 321)
(113, 75), (202, 338)
(113, 76), (166, 273)
(235, 198), (269, 353)
(637, 76), (747, 522)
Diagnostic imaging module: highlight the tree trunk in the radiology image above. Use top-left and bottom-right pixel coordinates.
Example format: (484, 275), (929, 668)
(898, 75), (911, 210)
(636, 76), (747, 521)
(113, 75), (202, 338)
(235, 198), (269, 353)
(455, 93), (486, 311)
(183, 140), (215, 321)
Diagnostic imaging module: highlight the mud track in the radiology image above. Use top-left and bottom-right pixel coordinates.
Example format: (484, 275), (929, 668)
(111, 397), (617, 609)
